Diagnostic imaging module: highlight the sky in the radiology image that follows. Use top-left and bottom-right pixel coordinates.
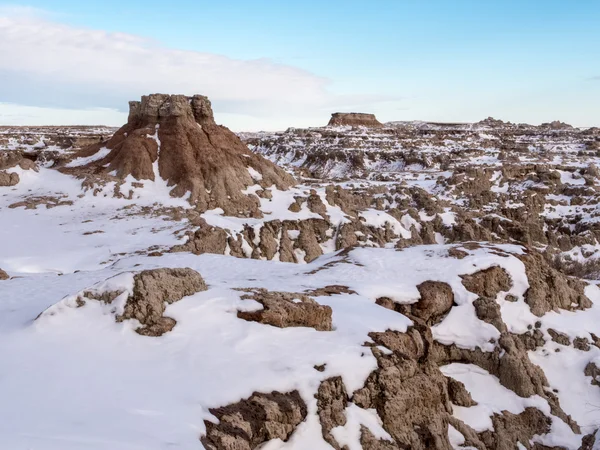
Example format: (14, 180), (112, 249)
(0, 1), (599, 130)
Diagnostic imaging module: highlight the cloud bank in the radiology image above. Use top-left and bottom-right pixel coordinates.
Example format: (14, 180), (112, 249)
(0, 11), (400, 129)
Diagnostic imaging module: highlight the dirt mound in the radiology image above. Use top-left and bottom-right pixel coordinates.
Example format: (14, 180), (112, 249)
(67, 94), (295, 217)
(201, 390), (307, 450)
(328, 112), (383, 128)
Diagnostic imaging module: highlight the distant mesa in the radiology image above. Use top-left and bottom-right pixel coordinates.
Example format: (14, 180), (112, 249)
(67, 94), (295, 217)
(327, 112), (383, 128)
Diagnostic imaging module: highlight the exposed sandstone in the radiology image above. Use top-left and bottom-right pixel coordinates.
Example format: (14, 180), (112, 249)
(446, 377), (477, 407)
(548, 328), (571, 346)
(315, 376), (348, 448)
(304, 285), (357, 297)
(237, 289), (333, 331)
(66, 94), (295, 216)
(328, 112), (383, 128)
(585, 361), (600, 386)
(478, 407), (551, 450)
(461, 266), (512, 299)
(473, 297), (506, 332)
(172, 218), (228, 255)
(413, 281), (455, 324)
(0, 170), (19, 187)
(360, 426), (400, 449)
(519, 250), (592, 316)
(355, 325), (455, 449)
(201, 390), (307, 450)
(119, 268), (207, 336)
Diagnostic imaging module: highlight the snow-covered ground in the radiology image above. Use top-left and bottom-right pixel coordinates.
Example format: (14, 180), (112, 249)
(2, 122), (600, 449)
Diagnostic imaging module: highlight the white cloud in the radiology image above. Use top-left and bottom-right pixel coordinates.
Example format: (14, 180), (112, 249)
(0, 103), (125, 126)
(0, 11), (402, 129)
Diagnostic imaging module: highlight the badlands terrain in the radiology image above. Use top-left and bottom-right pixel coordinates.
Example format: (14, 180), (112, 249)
(1, 94), (600, 449)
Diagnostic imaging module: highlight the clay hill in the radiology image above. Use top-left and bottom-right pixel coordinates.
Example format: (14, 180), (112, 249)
(67, 94), (295, 217)
(328, 112), (383, 128)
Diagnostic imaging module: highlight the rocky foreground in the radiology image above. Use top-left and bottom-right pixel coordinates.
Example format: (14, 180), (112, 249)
(1, 99), (600, 449)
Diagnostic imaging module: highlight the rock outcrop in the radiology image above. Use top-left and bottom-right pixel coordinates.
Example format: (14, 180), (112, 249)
(328, 112), (383, 128)
(119, 268), (207, 336)
(39, 268), (207, 336)
(0, 150), (38, 186)
(237, 289), (333, 331)
(201, 390), (307, 450)
(0, 269), (9, 280)
(67, 94), (295, 216)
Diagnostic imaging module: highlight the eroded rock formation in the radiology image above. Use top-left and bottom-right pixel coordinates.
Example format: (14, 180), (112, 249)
(66, 94), (295, 216)
(237, 289), (333, 331)
(119, 268), (207, 336)
(328, 112), (383, 128)
(201, 390), (307, 450)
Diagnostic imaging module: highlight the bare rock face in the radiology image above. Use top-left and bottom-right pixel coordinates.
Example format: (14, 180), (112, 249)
(171, 218), (228, 255)
(315, 376), (348, 449)
(0, 171), (19, 187)
(68, 94), (295, 217)
(372, 278), (582, 448)
(461, 266), (512, 299)
(119, 268), (207, 336)
(446, 377), (477, 407)
(585, 361), (600, 386)
(237, 289), (333, 331)
(375, 282), (455, 326)
(328, 112), (383, 128)
(38, 267), (207, 337)
(519, 250), (591, 316)
(0, 269), (9, 280)
(355, 325), (455, 449)
(413, 281), (455, 324)
(0, 150), (38, 187)
(201, 390), (307, 450)
(479, 407), (551, 450)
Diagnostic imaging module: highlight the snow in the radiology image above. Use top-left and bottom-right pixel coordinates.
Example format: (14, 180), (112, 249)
(331, 404), (393, 450)
(359, 209), (411, 238)
(247, 166), (263, 181)
(442, 363), (581, 448)
(0, 250), (414, 449)
(2, 128), (600, 448)
(66, 146), (111, 167)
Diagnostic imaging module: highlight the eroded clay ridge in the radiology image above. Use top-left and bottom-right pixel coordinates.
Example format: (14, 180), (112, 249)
(66, 94), (295, 217)
(328, 112), (383, 128)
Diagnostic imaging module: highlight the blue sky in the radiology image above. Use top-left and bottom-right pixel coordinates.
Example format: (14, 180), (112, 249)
(0, 1), (598, 129)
